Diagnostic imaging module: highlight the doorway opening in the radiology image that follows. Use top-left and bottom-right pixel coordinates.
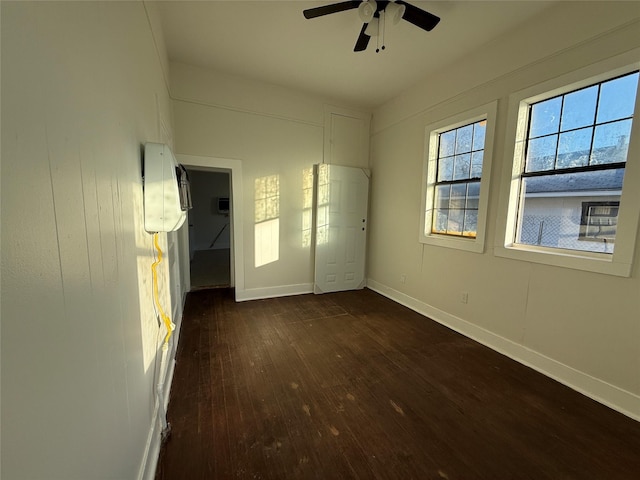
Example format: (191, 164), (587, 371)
(187, 168), (232, 290)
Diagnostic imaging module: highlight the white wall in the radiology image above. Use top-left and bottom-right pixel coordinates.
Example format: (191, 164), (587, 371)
(1, 2), (177, 478)
(367, 2), (640, 419)
(171, 62), (371, 299)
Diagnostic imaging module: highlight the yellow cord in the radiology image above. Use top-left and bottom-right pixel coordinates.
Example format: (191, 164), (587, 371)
(152, 233), (174, 346)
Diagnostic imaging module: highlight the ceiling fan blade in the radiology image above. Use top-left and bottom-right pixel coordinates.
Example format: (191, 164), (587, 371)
(303, 1), (361, 19)
(396, 1), (440, 31)
(354, 23), (371, 52)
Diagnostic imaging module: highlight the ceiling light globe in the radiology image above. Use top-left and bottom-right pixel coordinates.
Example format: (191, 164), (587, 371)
(386, 1), (406, 25)
(358, 0), (377, 23)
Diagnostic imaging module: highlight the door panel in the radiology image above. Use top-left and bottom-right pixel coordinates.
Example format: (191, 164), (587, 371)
(314, 164), (370, 294)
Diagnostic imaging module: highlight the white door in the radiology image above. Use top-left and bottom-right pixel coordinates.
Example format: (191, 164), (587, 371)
(314, 164), (370, 294)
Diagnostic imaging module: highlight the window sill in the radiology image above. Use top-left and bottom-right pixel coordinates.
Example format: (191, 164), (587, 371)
(421, 233), (485, 253)
(494, 243), (632, 277)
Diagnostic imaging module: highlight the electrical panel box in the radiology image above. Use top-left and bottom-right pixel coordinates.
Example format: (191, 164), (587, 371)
(143, 142), (192, 233)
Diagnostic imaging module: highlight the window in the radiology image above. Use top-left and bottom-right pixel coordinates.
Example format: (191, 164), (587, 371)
(495, 56), (640, 276)
(420, 102), (497, 252)
(432, 120), (485, 237)
(516, 71), (636, 254)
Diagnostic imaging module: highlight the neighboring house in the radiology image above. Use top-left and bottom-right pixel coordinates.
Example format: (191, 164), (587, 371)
(519, 146), (626, 254)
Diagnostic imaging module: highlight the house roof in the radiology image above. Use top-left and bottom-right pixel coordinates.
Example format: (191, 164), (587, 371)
(525, 167), (625, 194)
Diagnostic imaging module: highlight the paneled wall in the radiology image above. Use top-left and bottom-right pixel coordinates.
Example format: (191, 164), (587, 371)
(1, 2), (176, 478)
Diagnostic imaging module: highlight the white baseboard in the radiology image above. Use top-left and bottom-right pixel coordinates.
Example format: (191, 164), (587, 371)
(235, 283), (314, 302)
(138, 356), (177, 480)
(137, 298), (184, 480)
(138, 401), (161, 480)
(366, 278), (640, 422)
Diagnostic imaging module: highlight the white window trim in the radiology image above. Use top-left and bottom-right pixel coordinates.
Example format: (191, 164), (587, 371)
(420, 101), (498, 253)
(494, 51), (640, 277)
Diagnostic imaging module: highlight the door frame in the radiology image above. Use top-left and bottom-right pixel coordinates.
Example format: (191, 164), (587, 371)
(176, 153), (245, 301)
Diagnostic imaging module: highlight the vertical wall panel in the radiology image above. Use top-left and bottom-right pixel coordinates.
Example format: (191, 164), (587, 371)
(1, 1), (176, 478)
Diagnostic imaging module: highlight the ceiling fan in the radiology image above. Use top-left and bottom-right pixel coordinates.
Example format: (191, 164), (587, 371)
(303, 0), (440, 53)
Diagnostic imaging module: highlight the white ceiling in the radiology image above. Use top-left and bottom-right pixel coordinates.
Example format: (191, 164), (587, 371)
(157, 0), (556, 109)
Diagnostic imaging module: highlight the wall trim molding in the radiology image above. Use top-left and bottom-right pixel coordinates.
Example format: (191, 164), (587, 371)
(172, 96), (325, 128)
(236, 283), (314, 302)
(366, 278), (640, 422)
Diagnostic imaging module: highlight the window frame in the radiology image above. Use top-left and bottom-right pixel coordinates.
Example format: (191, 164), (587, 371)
(494, 53), (640, 277)
(420, 101), (498, 253)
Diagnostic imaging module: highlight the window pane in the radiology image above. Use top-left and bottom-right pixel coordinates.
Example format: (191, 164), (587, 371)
(439, 130), (456, 158)
(596, 72), (639, 123)
(453, 153), (471, 180)
(530, 97), (562, 137)
(591, 119), (632, 165)
(557, 127), (592, 168)
(470, 151), (483, 178)
(450, 183), (467, 209)
(560, 85), (598, 131)
(434, 184), (450, 210)
(433, 209), (449, 233)
(526, 135), (557, 172)
(466, 181), (480, 210)
(472, 121), (486, 151)
(463, 210), (478, 237)
(438, 156), (454, 181)
(523, 168), (624, 195)
(455, 124), (473, 154)
(517, 168), (624, 253)
(447, 209), (464, 235)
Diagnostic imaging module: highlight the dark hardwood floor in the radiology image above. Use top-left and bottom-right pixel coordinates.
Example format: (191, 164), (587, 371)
(155, 288), (640, 480)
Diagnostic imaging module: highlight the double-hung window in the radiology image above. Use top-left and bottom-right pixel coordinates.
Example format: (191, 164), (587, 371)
(496, 58), (640, 276)
(420, 102), (497, 252)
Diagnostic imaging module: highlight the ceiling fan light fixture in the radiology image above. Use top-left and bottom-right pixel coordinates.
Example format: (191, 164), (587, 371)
(385, 1), (405, 25)
(303, 0), (440, 53)
(364, 17), (379, 37)
(358, 0), (377, 23)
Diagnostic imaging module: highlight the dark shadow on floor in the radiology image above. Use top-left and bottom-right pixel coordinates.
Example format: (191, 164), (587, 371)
(190, 248), (230, 289)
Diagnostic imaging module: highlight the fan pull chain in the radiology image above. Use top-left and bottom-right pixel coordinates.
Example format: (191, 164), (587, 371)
(376, 10), (386, 53)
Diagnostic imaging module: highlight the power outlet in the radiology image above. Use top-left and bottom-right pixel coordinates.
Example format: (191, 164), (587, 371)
(461, 291), (469, 304)
(400, 274), (406, 284)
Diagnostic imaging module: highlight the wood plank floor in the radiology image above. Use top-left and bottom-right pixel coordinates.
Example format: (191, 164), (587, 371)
(155, 288), (640, 480)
